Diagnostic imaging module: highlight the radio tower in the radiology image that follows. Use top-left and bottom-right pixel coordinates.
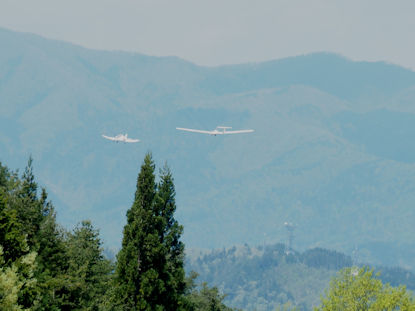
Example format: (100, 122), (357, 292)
(284, 222), (296, 254)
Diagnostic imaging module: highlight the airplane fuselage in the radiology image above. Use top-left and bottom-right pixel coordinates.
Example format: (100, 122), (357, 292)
(102, 133), (140, 143)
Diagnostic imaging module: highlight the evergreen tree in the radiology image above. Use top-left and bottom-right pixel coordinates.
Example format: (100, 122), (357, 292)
(155, 164), (186, 309)
(65, 220), (113, 310)
(0, 158), (68, 309)
(184, 272), (236, 311)
(0, 192), (29, 264)
(115, 153), (186, 310)
(21, 156), (37, 202)
(0, 159), (115, 310)
(115, 152), (157, 309)
(35, 190), (68, 276)
(0, 162), (12, 189)
(14, 157), (43, 249)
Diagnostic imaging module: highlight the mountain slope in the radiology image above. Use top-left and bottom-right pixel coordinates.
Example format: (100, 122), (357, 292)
(1, 28), (415, 269)
(186, 244), (415, 311)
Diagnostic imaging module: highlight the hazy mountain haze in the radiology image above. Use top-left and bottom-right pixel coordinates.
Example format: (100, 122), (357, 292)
(1, 28), (415, 270)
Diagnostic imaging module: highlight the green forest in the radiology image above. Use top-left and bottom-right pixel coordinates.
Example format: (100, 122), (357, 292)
(187, 244), (415, 310)
(0, 154), (233, 310)
(1, 154), (414, 310)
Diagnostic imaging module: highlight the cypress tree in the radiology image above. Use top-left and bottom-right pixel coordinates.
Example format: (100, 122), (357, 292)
(115, 152), (158, 309)
(115, 153), (186, 310)
(10, 158), (69, 309)
(15, 157), (43, 249)
(155, 164), (186, 309)
(0, 162), (11, 189)
(0, 192), (28, 264)
(65, 220), (113, 310)
(21, 156), (37, 202)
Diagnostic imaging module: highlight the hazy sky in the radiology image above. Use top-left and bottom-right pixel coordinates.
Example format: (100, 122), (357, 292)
(1, 0), (415, 69)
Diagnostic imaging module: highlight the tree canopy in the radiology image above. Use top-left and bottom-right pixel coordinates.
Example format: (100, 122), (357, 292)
(114, 153), (187, 310)
(315, 267), (415, 311)
(4, 156), (413, 310)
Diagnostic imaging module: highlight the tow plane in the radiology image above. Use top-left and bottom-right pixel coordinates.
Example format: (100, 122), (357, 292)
(102, 133), (140, 143)
(176, 126), (254, 136)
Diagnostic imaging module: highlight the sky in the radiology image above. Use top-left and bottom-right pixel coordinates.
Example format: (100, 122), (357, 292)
(1, 0), (415, 70)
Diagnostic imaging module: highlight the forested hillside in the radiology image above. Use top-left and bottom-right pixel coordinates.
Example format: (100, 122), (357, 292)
(0, 158), (113, 309)
(1, 27), (415, 270)
(0, 158), (236, 310)
(186, 244), (415, 310)
(2, 157), (414, 310)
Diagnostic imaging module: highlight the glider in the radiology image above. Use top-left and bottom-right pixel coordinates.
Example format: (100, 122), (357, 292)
(176, 126), (254, 136)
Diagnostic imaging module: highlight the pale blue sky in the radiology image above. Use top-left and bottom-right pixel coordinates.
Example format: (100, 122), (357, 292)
(1, 0), (414, 69)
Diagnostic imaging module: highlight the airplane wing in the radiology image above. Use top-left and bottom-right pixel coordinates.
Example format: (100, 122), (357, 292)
(102, 134), (118, 141)
(176, 127), (214, 135)
(223, 129), (255, 134)
(125, 138), (140, 143)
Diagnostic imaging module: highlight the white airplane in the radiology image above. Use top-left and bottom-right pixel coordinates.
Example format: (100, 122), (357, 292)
(176, 126), (254, 136)
(102, 133), (140, 143)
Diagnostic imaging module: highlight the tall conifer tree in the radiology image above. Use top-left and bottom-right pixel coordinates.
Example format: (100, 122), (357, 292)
(115, 152), (158, 309)
(65, 220), (113, 310)
(115, 153), (186, 310)
(155, 164), (186, 309)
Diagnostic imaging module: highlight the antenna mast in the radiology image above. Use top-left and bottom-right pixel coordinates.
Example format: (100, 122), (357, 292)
(284, 222), (296, 254)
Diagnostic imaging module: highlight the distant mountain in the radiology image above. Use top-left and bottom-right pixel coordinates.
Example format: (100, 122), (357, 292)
(1, 27), (415, 270)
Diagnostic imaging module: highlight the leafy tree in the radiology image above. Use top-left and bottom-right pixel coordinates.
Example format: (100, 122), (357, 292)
(0, 159), (117, 309)
(0, 193), (39, 308)
(315, 267), (415, 311)
(0, 156), (239, 310)
(0, 159), (68, 309)
(115, 153), (187, 310)
(0, 246), (38, 311)
(275, 302), (300, 311)
(11, 160), (68, 310)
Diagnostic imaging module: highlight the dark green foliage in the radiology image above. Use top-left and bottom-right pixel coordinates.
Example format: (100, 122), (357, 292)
(10, 159), (70, 309)
(12, 157), (45, 251)
(114, 153), (186, 310)
(374, 266), (415, 290)
(115, 153), (158, 309)
(187, 244), (415, 311)
(301, 248), (352, 270)
(187, 283), (234, 311)
(155, 164), (186, 307)
(2, 155), (415, 311)
(0, 158), (114, 310)
(0, 192), (28, 263)
(21, 156), (37, 201)
(0, 162), (12, 189)
(64, 220), (113, 310)
(184, 271), (238, 311)
(35, 195), (67, 274)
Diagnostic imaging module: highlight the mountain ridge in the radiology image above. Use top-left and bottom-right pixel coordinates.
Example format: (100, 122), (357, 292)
(1, 27), (415, 270)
